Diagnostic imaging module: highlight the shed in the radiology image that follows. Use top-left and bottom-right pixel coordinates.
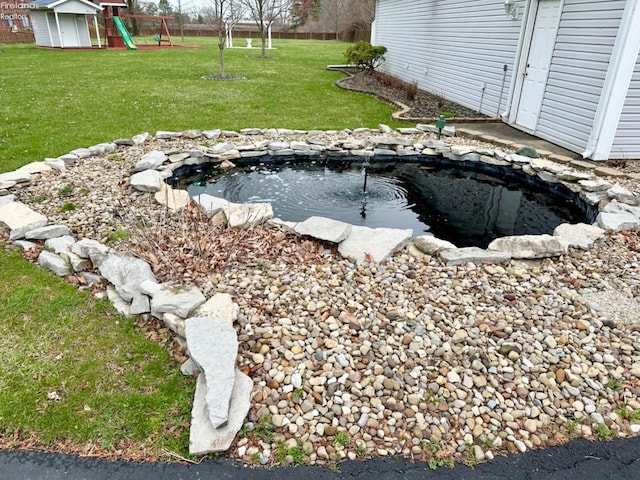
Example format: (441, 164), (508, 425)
(372, 0), (640, 161)
(30, 0), (102, 48)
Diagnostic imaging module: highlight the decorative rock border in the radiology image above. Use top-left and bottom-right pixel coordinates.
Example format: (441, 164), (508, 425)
(1, 124), (640, 458)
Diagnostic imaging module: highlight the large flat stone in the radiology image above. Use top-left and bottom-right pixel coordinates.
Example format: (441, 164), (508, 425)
(0, 194), (15, 207)
(16, 161), (53, 174)
(25, 224), (70, 240)
(487, 235), (568, 259)
(553, 223), (606, 249)
(99, 253), (157, 302)
(0, 170), (32, 184)
(150, 284), (206, 318)
(413, 235), (456, 255)
(338, 226), (412, 263)
(130, 170), (163, 193)
(224, 202), (273, 228)
(154, 183), (191, 211)
(597, 211), (639, 232)
(186, 317), (238, 429)
(189, 370), (253, 455)
(438, 247), (511, 266)
(193, 293), (239, 324)
(134, 150), (167, 171)
(293, 216), (352, 243)
(193, 194), (229, 218)
(607, 184), (639, 206)
(0, 202), (48, 240)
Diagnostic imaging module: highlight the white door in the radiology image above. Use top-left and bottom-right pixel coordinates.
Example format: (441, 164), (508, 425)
(515, 0), (561, 131)
(58, 14), (80, 48)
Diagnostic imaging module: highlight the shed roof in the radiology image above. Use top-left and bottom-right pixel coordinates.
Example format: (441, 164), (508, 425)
(32, 0), (102, 10)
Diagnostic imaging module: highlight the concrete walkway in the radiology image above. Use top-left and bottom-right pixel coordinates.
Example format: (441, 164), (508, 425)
(2, 435), (639, 479)
(451, 121), (583, 161)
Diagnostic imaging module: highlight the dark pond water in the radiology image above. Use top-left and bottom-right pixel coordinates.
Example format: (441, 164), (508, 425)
(170, 157), (597, 248)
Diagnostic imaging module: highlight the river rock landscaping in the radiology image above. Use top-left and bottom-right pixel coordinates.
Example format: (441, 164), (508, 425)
(1, 125), (640, 467)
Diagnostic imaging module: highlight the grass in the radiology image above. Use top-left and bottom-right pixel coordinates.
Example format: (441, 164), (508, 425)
(0, 246), (192, 455)
(0, 38), (406, 459)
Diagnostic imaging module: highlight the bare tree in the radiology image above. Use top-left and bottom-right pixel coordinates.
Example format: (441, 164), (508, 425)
(242, 0), (292, 57)
(205, 0), (244, 77)
(318, 0), (349, 40)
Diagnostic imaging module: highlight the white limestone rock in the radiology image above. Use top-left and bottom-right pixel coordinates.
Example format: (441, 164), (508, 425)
(59, 251), (90, 272)
(413, 235), (456, 255)
(150, 283), (206, 318)
(154, 183), (190, 211)
(99, 253), (157, 302)
(293, 216), (352, 244)
(0, 201), (48, 240)
(438, 247), (511, 266)
(186, 317), (239, 430)
(224, 202), (273, 228)
(189, 370), (253, 455)
(338, 226), (412, 264)
(25, 224), (70, 240)
(193, 293), (239, 324)
(130, 170), (163, 192)
(487, 235), (568, 259)
(37, 250), (71, 276)
(16, 161), (53, 174)
(607, 184), (639, 206)
(553, 223), (606, 249)
(106, 285), (132, 317)
(193, 194), (229, 218)
(134, 150), (167, 171)
(71, 238), (109, 266)
(45, 235), (76, 254)
(0, 194), (15, 207)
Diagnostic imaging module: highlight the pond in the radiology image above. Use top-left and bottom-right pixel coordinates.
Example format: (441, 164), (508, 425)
(169, 156), (597, 248)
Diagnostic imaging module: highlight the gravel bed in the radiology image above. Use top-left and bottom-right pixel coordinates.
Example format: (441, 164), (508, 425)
(10, 133), (640, 467)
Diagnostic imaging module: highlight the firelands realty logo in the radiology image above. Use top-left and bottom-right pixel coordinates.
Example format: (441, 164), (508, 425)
(0, 2), (35, 21)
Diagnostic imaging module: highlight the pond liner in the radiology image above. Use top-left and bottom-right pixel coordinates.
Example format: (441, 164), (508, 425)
(168, 154), (599, 227)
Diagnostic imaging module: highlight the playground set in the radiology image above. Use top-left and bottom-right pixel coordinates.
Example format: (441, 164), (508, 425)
(102, 2), (173, 50)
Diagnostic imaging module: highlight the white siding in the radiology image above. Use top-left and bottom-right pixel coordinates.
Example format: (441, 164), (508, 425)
(75, 15), (91, 46)
(611, 56), (640, 159)
(31, 11), (52, 47)
(534, 0), (625, 153)
(373, 0), (522, 117)
(47, 12), (61, 47)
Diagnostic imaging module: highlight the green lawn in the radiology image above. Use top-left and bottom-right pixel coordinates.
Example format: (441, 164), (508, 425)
(0, 39), (405, 458)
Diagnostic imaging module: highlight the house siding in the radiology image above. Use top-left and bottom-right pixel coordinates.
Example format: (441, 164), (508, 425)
(611, 55), (640, 159)
(46, 11), (60, 46)
(31, 10), (51, 46)
(534, 0), (626, 154)
(372, 0), (523, 118)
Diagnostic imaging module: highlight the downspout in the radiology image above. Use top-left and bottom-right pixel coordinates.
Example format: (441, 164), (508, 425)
(502, 0), (532, 120)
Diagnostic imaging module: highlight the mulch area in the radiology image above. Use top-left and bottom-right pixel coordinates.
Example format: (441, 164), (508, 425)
(336, 69), (487, 120)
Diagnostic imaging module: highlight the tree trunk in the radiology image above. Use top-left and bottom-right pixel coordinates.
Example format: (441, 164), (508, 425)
(218, 31), (226, 77)
(259, 22), (266, 57)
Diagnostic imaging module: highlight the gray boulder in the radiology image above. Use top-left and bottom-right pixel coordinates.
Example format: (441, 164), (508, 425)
(37, 250), (71, 276)
(25, 224), (70, 240)
(99, 253), (157, 302)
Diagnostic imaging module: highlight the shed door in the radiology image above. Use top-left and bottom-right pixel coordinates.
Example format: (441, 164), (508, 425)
(515, 0), (561, 131)
(59, 14), (80, 48)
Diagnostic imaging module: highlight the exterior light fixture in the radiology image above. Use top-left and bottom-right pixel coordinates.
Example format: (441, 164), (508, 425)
(504, 0), (518, 20)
